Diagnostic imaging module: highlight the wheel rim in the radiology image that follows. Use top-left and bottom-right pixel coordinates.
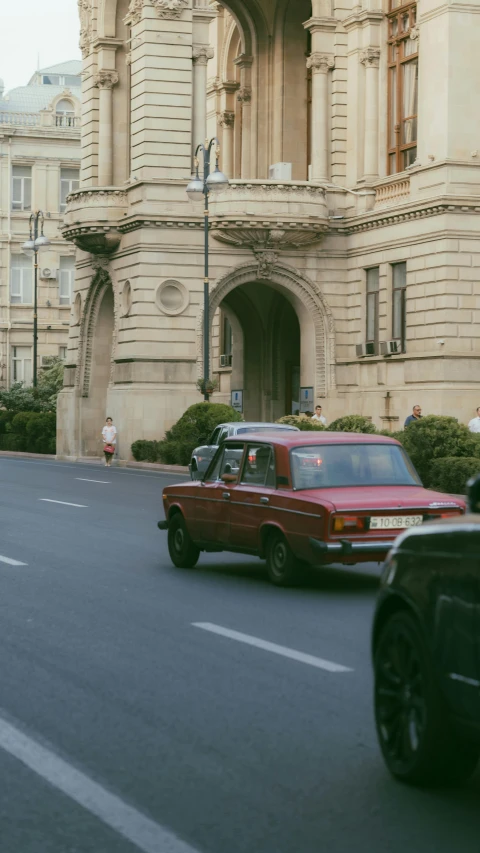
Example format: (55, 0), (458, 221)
(270, 539), (287, 578)
(375, 624), (427, 771)
(173, 526), (184, 554)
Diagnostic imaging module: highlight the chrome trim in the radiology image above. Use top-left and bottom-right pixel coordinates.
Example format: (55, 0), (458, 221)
(448, 672), (480, 688)
(309, 537), (395, 555)
(164, 493), (321, 518)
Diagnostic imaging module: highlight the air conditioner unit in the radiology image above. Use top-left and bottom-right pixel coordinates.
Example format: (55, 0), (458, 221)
(220, 354), (232, 368)
(380, 340), (400, 356)
(40, 267), (57, 280)
(269, 162), (292, 181)
(356, 342), (376, 357)
(41, 355), (55, 367)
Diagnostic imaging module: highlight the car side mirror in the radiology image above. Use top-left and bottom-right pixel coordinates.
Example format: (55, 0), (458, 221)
(467, 474), (480, 513)
(221, 473), (237, 484)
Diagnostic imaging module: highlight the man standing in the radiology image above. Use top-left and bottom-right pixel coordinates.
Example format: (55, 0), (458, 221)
(468, 407), (480, 433)
(404, 405), (422, 427)
(312, 405), (327, 425)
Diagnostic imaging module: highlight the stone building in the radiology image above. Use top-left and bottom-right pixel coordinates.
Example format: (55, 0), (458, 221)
(0, 62), (81, 387)
(59, 0), (480, 458)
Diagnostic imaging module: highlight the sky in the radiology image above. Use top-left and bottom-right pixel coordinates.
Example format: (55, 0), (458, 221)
(0, 0), (81, 93)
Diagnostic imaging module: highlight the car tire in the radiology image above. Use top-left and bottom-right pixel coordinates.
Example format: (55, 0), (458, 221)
(374, 610), (479, 787)
(167, 514), (200, 569)
(266, 531), (304, 587)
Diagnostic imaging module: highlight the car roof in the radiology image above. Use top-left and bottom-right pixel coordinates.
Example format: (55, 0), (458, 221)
(223, 431), (401, 447)
(216, 422), (298, 430)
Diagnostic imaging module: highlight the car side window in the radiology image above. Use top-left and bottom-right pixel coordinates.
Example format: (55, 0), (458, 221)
(240, 445), (275, 488)
(208, 427), (221, 446)
(205, 443), (245, 482)
(218, 428), (229, 445)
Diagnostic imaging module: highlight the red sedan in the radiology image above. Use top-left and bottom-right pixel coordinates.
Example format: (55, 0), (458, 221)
(158, 433), (465, 586)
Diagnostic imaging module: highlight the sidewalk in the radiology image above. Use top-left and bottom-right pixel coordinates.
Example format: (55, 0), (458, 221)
(0, 450), (189, 476)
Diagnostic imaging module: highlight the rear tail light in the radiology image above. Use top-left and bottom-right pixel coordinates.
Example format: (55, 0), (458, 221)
(332, 516), (366, 533)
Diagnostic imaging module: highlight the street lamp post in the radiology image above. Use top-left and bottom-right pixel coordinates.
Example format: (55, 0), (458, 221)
(22, 211), (50, 387)
(186, 139), (229, 401)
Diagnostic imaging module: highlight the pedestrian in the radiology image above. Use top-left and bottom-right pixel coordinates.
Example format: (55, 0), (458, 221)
(101, 416), (117, 466)
(311, 404), (327, 425)
(404, 405), (422, 427)
(468, 407), (480, 433)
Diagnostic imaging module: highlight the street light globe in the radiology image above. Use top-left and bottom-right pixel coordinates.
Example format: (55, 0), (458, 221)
(35, 235), (50, 249)
(21, 239), (35, 253)
(206, 166), (229, 194)
(186, 175), (204, 201)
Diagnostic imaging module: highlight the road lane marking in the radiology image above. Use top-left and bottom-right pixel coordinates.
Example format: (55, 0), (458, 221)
(0, 714), (201, 853)
(192, 623), (353, 673)
(75, 478), (110, 484)
(0, 555), (27, 567)
(39, 499), (88, 508)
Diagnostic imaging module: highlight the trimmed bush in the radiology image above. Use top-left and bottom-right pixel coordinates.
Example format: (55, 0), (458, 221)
(0, 411), (56, 454)
(0, 434), (25, 452)
(276, 415), (325, 431)
(429, 457), (480, 496)
(397, 415), (480, 487)
(327, 415), (377, 434)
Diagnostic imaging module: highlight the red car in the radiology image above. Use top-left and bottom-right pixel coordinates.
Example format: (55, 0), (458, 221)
(158, 433), (465, 586)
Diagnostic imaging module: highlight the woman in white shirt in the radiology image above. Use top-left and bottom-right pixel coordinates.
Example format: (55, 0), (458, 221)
(101, 417), (117, 466)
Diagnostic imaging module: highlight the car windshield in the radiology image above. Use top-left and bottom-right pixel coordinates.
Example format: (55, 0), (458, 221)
(290, 443), (421, 490)
(236, 426), (293, 434)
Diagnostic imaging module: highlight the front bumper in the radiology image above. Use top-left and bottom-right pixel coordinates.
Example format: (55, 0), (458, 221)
(157, 520), (169, 530)
(309, 537), (396, 556)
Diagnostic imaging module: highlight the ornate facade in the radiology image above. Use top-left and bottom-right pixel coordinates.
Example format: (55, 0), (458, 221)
(59, 0), (480, 458)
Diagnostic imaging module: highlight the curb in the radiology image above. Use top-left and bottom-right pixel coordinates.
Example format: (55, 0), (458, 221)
(0, 450), (189, 475)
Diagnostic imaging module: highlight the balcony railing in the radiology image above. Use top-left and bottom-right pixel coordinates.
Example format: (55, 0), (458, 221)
(55, 115), (79, 128)
(0, 112), (40, 127)
(0, 111), (80, 129)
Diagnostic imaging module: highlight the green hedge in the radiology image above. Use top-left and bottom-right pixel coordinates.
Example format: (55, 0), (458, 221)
(396, 415), (480, 488)
(327, 415), (377, 434)
(429, 457), (480, 496)
(0, 410), (56, 454)
(276, 415), (325, 431)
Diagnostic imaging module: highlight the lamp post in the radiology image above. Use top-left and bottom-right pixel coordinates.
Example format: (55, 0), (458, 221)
(186, 139), (229, 401)
(22, 211), (50, 387)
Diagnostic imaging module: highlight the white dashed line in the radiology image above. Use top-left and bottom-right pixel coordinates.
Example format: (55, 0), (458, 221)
(75, 478), (110, 484)
(0, 555), (27, 567)
(192, 623), (353, 673)
(39, 499), (88, 508)
(0, 714), (201, 853)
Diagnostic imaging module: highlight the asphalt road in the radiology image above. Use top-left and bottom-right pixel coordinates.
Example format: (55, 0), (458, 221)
(0, 457), (479, 853)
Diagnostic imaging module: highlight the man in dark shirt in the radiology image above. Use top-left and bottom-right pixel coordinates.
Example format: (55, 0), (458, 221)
(404, 404), (422, 427)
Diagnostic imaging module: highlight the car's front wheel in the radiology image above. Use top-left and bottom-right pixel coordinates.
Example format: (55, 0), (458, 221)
(266, 531), (304, 587)
(374, 610), (479, 786)
(167, 514), (200, 569)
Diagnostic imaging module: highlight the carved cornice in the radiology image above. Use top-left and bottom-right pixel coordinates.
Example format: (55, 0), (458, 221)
(306, 52), (335, 73)
(303, 15), (337, 34)
(360, 47), (381, 68)
(233, 53), (254, 69)
(192, 45), (214, 65)
(210, 225), (329, 250)
(66, 189), (127, 208)
(124, 0), (143, 26)
(342, 8), (384, 31)
(218, 110), (235, 128)
(237, 87), (252, 104)
(94, 70), (119, 90)
(152, 0), (189, 19)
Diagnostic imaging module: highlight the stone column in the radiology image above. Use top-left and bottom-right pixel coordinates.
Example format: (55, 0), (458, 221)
(306, 53), (334, 182)
(94, 70), (119, 186)
(218, 111), (235, 178)
(192, 46), (214, 152)
(360, 48), (381, 181)
(234, 54), (253, 179)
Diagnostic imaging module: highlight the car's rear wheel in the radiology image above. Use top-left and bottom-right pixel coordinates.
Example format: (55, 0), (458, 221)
(167, 514), (200, 569)
(374, 610), (479, 786)
(266, 531), (304, 587)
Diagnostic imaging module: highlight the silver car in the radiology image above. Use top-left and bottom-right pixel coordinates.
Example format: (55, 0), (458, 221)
(189, 421), (299, 480)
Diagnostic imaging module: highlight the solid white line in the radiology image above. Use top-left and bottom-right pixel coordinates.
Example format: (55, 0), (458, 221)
(0, 714), (201, 853)
(39, 499), (88, 508)
(75, 478), (110, 484)
(0, 555), (27, 567)
(192, 623), (353, 673)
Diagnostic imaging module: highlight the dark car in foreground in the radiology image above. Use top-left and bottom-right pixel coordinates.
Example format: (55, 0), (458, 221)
(373, 477), (480, 786)
(160, 432), (465, 586)
(189, 421), (299, 479)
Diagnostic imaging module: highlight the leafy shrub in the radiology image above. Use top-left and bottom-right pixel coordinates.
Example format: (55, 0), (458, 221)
(0, 411), (56, 454)
(327, 415), (377, 434)
(0, 434), (25, 452)
(0, 411), (15, 434)
(0, 358), (64, 414)
(429, 457), (480, 496)
(131, 440), (163, 463)
(276, 415), (325, 431)
(398, 415), (480, 487)
(11, 411), (38, 436)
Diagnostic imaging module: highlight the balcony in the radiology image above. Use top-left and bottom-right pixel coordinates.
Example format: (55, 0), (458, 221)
(209, 180), (329, 250)
(0, 111), (81, 130)
(62, 187), (128, 254)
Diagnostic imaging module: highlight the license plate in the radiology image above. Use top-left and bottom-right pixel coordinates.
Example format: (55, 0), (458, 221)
(369, 515), (423, 530)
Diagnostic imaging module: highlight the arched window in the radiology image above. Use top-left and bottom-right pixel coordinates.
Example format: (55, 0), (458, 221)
(56, 99), (76, 127)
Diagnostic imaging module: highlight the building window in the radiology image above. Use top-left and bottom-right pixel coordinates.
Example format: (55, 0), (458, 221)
(56, 99), (76, 127)
(220, 314), (233, 367)
(59, 346), (68, 361)
(366, 267), (380, 352)
(60, 168), (79, 212)
(392, 262), (407, 351)
(12, 165), (32, 211)
(10, 255), (33, 304)
(387, 0), (418, 174)
(59, 256), (75, 305)
(11, 346), (33, 385)
(43, 74), (81, 87)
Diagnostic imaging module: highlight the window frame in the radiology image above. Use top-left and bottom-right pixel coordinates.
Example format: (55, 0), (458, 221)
(58, 256), (75, 305)
(60, 168), (80, 213)
(392, 262), (407, 352)
(11, 345), (33, 385)
(10, 255), (33, 304)
(239, 443), (276, 489)
(12, 165), (32, 212)
(387, 0), (418, 175)
(204, 442), (245, 483)
(365, 267), (380, 352)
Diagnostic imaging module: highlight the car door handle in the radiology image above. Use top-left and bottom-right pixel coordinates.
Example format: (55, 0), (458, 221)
(223, 492), (230, 500)
(260, 497), (269, 505)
